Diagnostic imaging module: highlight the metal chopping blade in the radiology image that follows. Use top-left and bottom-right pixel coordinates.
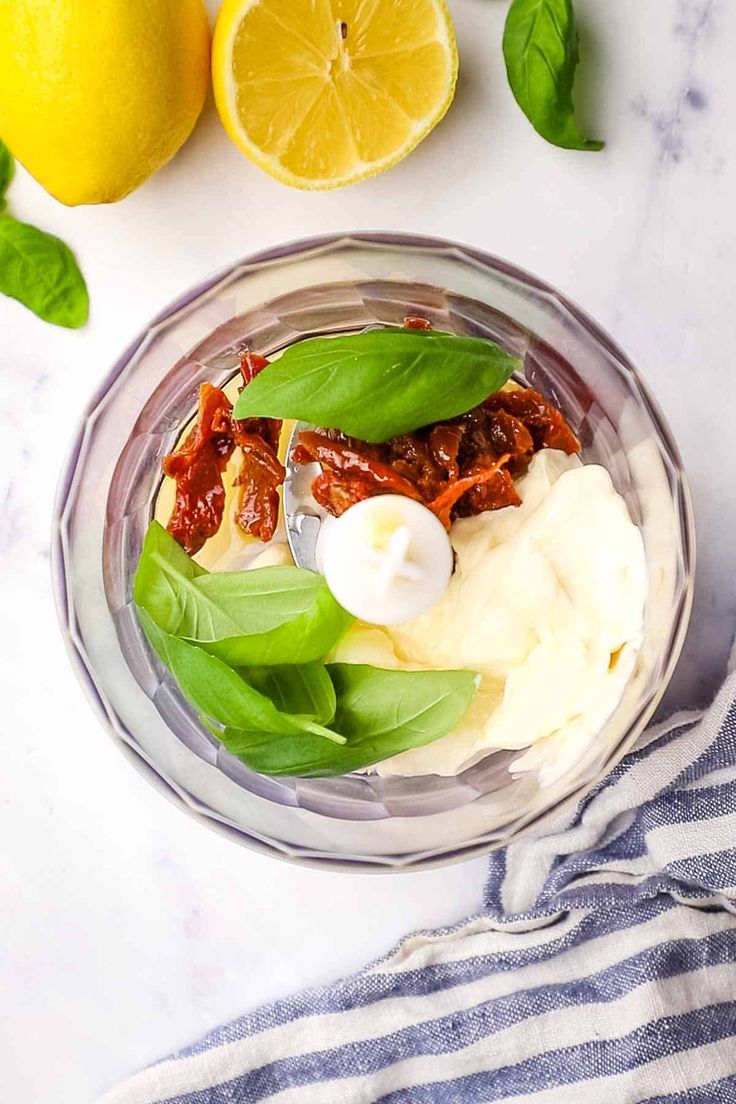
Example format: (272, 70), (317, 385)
(282, 421), (328, 572)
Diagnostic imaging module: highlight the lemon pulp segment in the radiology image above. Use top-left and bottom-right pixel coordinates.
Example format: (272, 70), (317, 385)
(213, 0), (458, 188)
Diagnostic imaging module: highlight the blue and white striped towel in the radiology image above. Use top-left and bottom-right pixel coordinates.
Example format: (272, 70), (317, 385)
(102, 670), (736, 1104)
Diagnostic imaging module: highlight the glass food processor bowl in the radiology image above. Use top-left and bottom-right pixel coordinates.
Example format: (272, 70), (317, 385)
(52, 233), (695, 871)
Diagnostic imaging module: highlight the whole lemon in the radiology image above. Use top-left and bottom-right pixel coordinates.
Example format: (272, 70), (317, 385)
(0, 0), (210, 206)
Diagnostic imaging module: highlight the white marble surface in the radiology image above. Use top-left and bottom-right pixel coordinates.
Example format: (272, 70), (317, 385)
(2, 1), (735, 1100)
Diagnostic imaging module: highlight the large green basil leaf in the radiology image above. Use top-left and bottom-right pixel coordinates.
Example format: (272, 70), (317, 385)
(203, 585), (353, 667)
(134, 520), (206, 626)
(219, 727), (371, 776)
(503, 0), (604, 151)
(220, 664), (478, 776)
(138, 609), (344, 744)
(193, 569), (326, 634)
(134, 522), (353, 665)
(328, 663), (477, 750)
(0, 214), (89, 328)
(240, 663), (337, 725)
(231, 328), (520, 443)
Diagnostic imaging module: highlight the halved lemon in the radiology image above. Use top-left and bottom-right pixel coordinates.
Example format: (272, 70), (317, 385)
(212, 0), (458, 189)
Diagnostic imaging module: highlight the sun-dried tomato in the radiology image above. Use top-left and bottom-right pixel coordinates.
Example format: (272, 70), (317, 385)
(292, 428), (384, 467)
(235, 352), (282, 453)
(230, 352), (284, 541)
(428, 424), (464, 482)
(233, 431), (285, 542)
(163, 353), (285, 554)
(453, 458), (521, 519)
(428, 455), (512, 530)
(485, 388), (580, 455)
(294, 386), (578, 529)
(390, 433), (449, 500)
(295, 431), (424, 507)
(453, 407), (532, 471)
(240, 351), (270, 384)
(310, 472), (381, 515)
(163, 383), (236, 554)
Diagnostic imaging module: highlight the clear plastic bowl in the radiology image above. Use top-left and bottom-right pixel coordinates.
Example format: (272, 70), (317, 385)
(52, 233), (694, 871)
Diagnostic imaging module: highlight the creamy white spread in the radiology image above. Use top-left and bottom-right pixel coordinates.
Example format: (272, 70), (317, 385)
(330, 449), (647, 782)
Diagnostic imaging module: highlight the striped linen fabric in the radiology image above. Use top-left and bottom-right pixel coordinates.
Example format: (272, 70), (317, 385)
(102, 670), (736, 1104)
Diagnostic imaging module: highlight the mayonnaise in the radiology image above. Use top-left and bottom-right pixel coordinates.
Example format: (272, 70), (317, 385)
(330, 450), (647, 779)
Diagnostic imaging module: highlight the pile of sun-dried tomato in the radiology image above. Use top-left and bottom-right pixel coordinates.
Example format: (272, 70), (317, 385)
(163, 352), (285, 554)
(291, 387), (579, 530)
(163, 329), (580, 555)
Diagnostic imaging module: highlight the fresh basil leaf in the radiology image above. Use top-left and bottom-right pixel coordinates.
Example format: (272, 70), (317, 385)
(0, 139), (13, 197)
(134, 520), (206, 623)
(503, 0), (604, 152)
(194, 570), (330, 634)
(138, 608), (345, 744)
(134, 521), (353, 665)
(136, 522), (315, 635)
(204, 585), (353, 667)
(232, 328), (520, 443)
(240, 663), (337, 725)
(328, 664), (477, 751)
(221, 664), (478, 776)
(0, 214), (89, 327)
(219, 727), (370, 776)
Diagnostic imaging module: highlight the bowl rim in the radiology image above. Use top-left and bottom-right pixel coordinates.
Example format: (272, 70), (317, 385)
(50, 230), (696, 872)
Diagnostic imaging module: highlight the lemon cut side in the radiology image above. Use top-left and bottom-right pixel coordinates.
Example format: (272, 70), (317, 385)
(212, 0), (458, 189)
